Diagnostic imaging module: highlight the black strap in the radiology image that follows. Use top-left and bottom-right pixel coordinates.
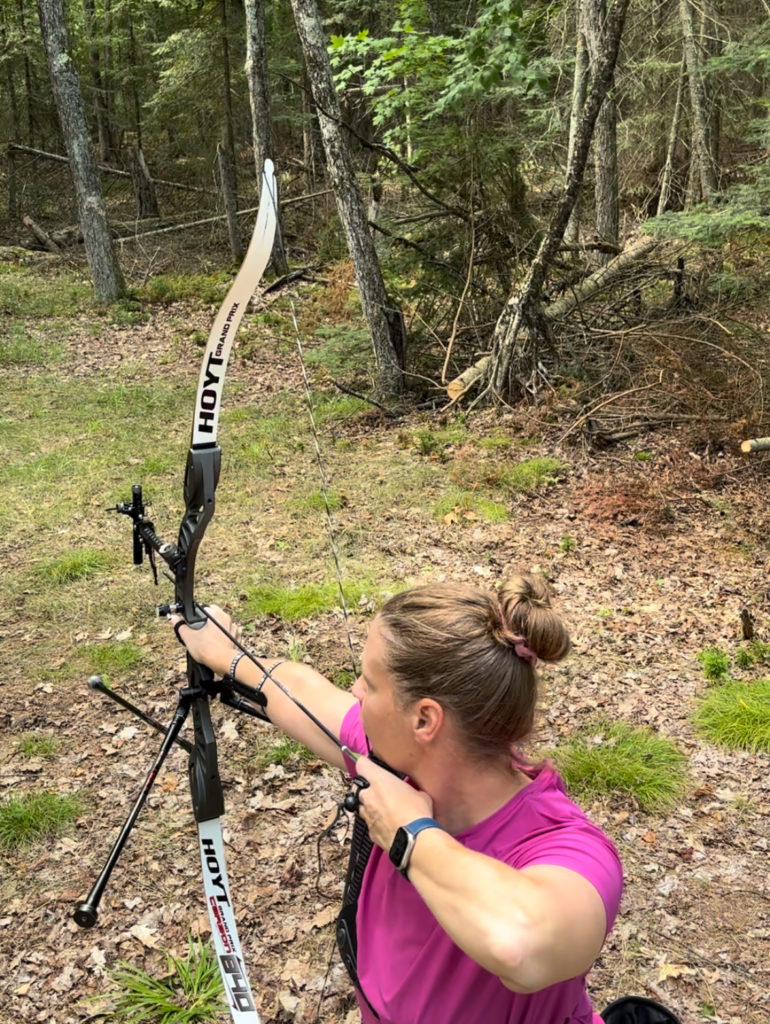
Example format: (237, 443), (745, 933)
(336, 752), (403, 1019)
(336, 813), (378, 1017)
(601, 996), (682, 1024)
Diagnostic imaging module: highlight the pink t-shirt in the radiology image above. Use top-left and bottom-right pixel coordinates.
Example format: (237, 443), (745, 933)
(340, 704), (623, 1024)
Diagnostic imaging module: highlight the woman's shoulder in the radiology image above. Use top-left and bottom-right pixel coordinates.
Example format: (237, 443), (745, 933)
(490, 764), (624, 921)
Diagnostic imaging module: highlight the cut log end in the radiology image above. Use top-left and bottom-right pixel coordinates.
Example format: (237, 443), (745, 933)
(741, 437), (770, 453)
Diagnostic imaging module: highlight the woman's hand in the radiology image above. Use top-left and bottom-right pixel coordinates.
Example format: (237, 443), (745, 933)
(168, 605), (237, 675)
(353, 754), (434, 851)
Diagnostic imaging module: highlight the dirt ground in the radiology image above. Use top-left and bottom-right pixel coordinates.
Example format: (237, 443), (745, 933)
(1, 298), (769, 1024)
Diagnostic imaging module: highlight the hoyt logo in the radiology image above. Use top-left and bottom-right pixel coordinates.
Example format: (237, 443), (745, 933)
(219, 954), (256, 1013)
(197, 302), (240, 434)
(202, 837), (231, 906)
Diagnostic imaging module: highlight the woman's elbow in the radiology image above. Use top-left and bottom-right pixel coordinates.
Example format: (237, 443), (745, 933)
(494, 927), (598, 994)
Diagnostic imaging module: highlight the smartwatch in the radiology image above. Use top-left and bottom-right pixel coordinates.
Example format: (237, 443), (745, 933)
(388, 817), (443, 878)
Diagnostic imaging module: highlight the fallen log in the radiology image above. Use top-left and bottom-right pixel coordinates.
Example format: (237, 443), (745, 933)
(445, 234), (661, 403)
(22, 215), (61, 253)
(8, 143), (214, 194)
(741, 437), (770, 453)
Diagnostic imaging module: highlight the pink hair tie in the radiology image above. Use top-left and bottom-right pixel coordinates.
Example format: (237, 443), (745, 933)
(513, 638), (538, 668)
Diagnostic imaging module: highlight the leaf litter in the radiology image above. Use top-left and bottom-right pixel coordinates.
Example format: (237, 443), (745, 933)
(0, 301), (769, 1024)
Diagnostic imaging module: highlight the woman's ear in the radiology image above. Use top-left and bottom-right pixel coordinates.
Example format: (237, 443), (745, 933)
(412, 698), (443, 744)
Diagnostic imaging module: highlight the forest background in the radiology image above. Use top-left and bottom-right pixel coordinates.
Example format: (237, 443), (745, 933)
(1, 1), (770, 1023)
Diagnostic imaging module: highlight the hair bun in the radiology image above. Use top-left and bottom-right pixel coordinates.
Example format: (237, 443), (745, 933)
(497, 574), (570, 664)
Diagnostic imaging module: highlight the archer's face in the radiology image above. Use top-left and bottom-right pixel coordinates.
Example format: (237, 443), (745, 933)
(352, 617), (415, 770)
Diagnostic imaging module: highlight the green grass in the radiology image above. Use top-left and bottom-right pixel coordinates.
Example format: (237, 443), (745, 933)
(433, 489), (509, 523)
(735, 639), (770, 670)
(83, 640), (144, 676)
(411, 423), (470, 458)
(35, 549), (114, 584)
(16, 733), (59, 758)
(136, 271), (234, 306)
(0, 263), (92, 317)
(493, 457), (563, 493)
(0, 324), (64, 366)
(311, 393), (369, 424)
(550, 721), (690, 812)
(333, 668), (357, 689)
(255, 736), (315, 770)
(697, 646), (730, 682)
(106, 938), (227, 1023)
(291, 488), (345, 514)
(0, 790), (82, 850)
(694, 679), (770, 752)
(242, 579), (380, 620)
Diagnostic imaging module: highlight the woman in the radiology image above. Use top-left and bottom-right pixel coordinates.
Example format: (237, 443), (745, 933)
(172, 573), (623, 1024)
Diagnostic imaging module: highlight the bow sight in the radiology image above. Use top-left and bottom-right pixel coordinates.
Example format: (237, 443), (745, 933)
(111, 483), (179, 584)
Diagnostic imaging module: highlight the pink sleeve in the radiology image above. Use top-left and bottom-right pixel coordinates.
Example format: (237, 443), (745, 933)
(339, 702), (370, 777)
(517, 826), (624, 934)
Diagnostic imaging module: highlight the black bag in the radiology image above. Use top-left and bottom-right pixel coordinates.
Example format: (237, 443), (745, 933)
(601, 996), (682, 1024)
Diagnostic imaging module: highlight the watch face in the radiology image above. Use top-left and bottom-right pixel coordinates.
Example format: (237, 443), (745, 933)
(389, 827), (409, 869)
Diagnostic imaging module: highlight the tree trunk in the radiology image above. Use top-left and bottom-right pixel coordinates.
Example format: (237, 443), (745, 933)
(289, 0), (405, 401)
(244, 0), (272, 184)
(100, 0), (116, 162)
(657, 54), (686, 216)
(128, 145), (159, 219)
(447, 235), (659, 401)
(7, 147), (17, 219)
(583, 0), (619, 258)
(301, 69), (316, 188)
(484, 0), (630, 398)
(18, 0), (36, 145)
(82, 0), (113, 161)
(565, 5), (589, 246)
(127, 13), (143, 150)
(700, 0), (722, 171)
(220, 0), (238, 196)
(36, 0), (125, 300)
(217, 141), (243, 259)
(244, 0), (288, 274)
(1, 22), (21, 143)
(679, 0), (718, 201)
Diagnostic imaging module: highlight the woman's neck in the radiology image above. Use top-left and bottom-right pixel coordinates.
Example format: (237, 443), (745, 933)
(414, 753), (530, 835)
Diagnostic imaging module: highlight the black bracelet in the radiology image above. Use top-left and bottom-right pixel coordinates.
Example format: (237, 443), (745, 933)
(173, 621), (186, 647)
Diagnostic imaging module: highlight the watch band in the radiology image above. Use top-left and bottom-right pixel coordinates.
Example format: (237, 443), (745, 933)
(389, 817), (443, 878)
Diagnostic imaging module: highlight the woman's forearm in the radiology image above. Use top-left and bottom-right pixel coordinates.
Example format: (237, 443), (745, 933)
(232, 655), (353, 767)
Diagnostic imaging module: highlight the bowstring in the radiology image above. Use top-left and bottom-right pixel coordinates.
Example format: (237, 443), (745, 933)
(266, 180), (359, 678)
(263, 175), (361, 1024)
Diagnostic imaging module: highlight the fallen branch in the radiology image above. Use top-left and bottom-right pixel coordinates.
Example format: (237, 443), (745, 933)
(741, 436), (770, 452)
(562, 374), (664, 441)
(8, 142), (215, 194)
(445, 234), (660, 403)
(22, 215), (61, 253)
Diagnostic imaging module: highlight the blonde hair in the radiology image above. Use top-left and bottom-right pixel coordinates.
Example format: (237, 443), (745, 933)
(377, 574), (570, 761)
